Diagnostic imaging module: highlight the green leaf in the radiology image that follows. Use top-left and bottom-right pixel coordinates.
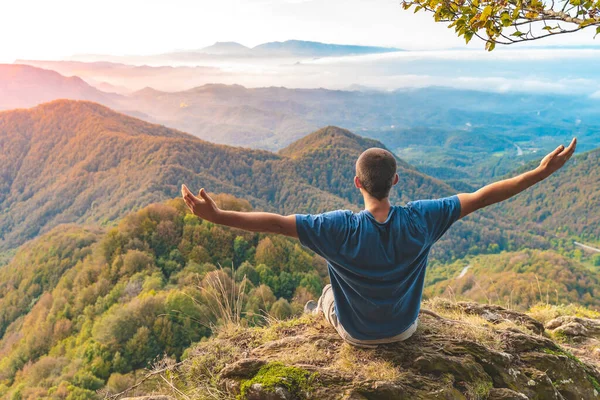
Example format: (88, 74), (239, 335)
(595, 26), (600, 38)
(465, 31), (474, 43)
(485, 40), (496, 51)
(500, 10), (512, 26)
(480, 5), (493, 20)
(580, 18), (597, 27)
(512, 30), (524, 37)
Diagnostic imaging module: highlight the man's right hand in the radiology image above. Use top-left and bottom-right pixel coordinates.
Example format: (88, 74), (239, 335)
(458, 138), (577, 219)
(537, 138), (577, 177)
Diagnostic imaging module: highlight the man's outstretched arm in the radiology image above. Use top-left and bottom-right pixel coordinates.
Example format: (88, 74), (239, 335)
(181, 185), (298, 238)
(457, 138), (577, 219)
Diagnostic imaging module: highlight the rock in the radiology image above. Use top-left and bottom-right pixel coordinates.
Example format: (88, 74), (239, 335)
(455, 302), (545, 334)
(353, 380), (467, 400)
(353, 381), (423, 400)
(342, 390), (369, 400)
(221, 377), (242, 396)
(220, 358), (267, 379)
(414, 353), (489, 385)
(245, 383), (296, 400)
(171, 301), (600, 400)
(555, 321), (589, 337)
(252, 335), (313, 354)
(487, 388), (528, 399)
(500, 329), (559, 353)
(546, 316), (600, 338)
(520, 351), (599, 399)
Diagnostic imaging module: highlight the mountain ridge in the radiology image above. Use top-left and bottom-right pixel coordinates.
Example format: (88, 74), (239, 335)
(175, 39), (401, 57)
(280, 125), (388, 158)
(199, 41), (251, 55)
(250, 39), (401, 57)
(0, 101), (452, 251)
(497, 146), (600, 240)
(0, 64), (119, 110)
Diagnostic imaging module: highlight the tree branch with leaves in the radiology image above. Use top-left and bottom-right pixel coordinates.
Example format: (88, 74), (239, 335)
(401, 0), (600, 50)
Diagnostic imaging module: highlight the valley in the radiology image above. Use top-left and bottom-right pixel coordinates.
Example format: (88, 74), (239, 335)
(1, 41), (599, 398)
(3, 63), (600, 186)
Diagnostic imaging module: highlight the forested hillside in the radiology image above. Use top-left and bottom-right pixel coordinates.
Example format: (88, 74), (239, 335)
(425, 249), (600, 310)
(0, 101), (598, 398)
(0, 101), (455, 251)
(0, 101), (343, 250)
(498, 147), (600, 242)
(0, 196), (327, 398)
(0, 100), (564, 263)
(1, 197), (599, 398)
(279, 126), (444, 206)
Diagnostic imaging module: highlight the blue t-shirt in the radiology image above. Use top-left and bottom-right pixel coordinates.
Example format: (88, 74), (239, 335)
(296, 195), (461, 341)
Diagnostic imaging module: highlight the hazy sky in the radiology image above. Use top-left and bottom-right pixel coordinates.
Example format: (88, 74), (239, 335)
(1, 0), (597, 63)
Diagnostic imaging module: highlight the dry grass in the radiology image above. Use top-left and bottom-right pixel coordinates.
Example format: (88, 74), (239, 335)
(421, 298), (536, 350)
(336, 343), (402, 381)
(528, 303), (600, 325)
(277, 342), (333, 365)
(423, 314), (504, 350)
(256, 314), (324, 344)
(217, 312), (405, 381)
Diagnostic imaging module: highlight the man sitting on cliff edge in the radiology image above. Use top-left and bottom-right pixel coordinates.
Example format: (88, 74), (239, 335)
(181, 138), (576, 347)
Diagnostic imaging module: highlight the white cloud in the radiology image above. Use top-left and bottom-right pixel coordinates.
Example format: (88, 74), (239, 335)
(303, 48), (600, 65)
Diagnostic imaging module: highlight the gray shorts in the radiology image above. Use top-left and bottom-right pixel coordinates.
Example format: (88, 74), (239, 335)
(317, 284), (418, 348)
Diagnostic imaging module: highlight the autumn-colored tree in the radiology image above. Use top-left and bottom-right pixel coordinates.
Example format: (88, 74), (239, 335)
(255, 237), (287, 271)
(401, 0), (600, 49)
(270, 298), (294, 320)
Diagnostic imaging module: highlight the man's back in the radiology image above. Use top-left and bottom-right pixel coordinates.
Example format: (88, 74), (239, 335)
(296, 195), (461, 340)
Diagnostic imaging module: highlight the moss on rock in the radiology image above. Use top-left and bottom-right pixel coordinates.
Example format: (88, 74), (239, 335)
(238, 362), (318, 399)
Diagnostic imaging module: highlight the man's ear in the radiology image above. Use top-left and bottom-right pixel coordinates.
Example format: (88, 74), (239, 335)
(354, 176), (362, 189)
(392, 173), (399, 186)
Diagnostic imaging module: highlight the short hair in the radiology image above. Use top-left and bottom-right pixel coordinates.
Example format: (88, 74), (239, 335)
(356, 148), (397, 200)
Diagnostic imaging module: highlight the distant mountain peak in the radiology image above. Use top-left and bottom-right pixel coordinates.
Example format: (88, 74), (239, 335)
(19, 99), (193, 141)
(0, 64), (117, 111)
(279, 126), (416, 173)
(194, 40), (400, 58)
(199, 42), (251, 55)
(252, 40), (401, 57)
(132, 86), (167, 97)
(279, 126), (387, 158)
(190, 83), (246, 91)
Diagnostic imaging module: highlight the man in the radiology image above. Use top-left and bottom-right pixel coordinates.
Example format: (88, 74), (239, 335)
(181, 138), (576, 347)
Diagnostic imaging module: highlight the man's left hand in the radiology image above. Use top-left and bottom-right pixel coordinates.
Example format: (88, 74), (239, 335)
(181, 184), (220, 221)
